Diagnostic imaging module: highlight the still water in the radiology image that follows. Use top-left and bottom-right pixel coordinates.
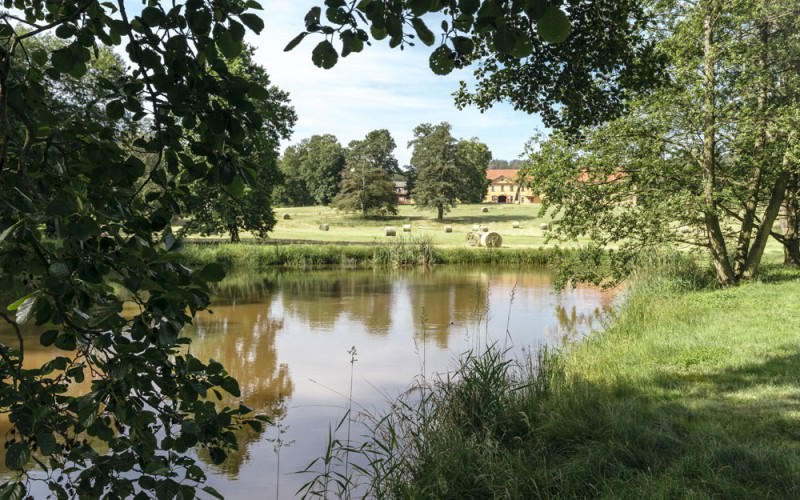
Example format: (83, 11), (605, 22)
(0, 266), (614, 498)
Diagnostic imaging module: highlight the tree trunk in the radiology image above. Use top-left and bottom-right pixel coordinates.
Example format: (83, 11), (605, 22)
(437, 205), (444, 220)
(700, 2), (736, 286)
(229, 224), (240, 243)
(742, 171), (788, 280)
(733, 21), (770, 277)
(783, 172), (800, 265)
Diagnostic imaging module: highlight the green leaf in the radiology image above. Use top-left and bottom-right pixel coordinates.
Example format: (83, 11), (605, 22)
(51, 48), (75, 73)
(197, 263), (226, 282)
(0, 482), (25, 500)
(49, 262), (70, 279)
(106, 100), (125, 120)
(239, 13), (265, 34)
(459, 0), (480, 15)
(0, 219), (23, 245)
(221, 376), (240, 397)
(7, 291), (37, 312)
(311, 40), (338, 69)
(412, 18), (435, 46)
(15, 296), (36, 324)
(304, 6), (321, 28)
(429, 45), (455, 75)
(216, 30), (243, 59)
(36, 432), (58, 456)
(284, 32), (307, 51)
(340, 31), (364, 57)
(201, 486), (224, 500)
(40, 330), (58, 347)
(5, 443), (30, 471)
(141, 7), (164, 27)
(536, 6), (571, 43)
(493, 24), (517, 54)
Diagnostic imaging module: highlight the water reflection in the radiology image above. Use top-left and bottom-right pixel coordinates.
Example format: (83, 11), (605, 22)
(0, 266), (615, 498)
(188, 304), (294, 477)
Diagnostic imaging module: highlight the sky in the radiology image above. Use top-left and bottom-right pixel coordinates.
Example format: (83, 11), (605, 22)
(251, 1), (547, 166)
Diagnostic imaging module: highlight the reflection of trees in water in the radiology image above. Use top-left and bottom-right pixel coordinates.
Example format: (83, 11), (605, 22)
(210, 272), (277, 305)
(550, 304), (611, 344)
(188, 304), (293, 476)
(409, 275), (490, 348)
(274, 270), (395, 335)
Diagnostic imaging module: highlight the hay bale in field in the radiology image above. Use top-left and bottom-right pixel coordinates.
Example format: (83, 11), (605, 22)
(481, 226), (489, 232)
(540, 223), (549, 230)
(481, 207), (489, 213)
(444, 225), (453, 233)
(472, 224), (481, 231)
(385, 226), (397, 236)
(319, 224), (330, 231)
(282, 213), (291, 220)
(512, 221), (520, 228)
(402, 224), (412, 232)
(480, 232), (503, 248)
(466, 231), (480, 246)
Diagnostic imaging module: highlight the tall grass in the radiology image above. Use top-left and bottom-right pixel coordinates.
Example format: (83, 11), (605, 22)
(182, 241), (568, 272)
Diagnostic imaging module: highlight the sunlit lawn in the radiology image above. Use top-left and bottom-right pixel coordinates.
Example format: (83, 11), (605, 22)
(264, 203), (558, 247)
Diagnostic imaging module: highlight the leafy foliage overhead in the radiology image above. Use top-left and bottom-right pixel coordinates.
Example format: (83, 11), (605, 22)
(291, 0), (663, 131)
(0, 0), (280, 497)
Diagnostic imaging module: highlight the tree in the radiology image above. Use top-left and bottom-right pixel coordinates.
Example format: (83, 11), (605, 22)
(410, 122), (461, 220)
(275, 144), (315, 206)
(294, 1), (662, 131)
(180, 47), (296, 242)
(0, 1), (276, 497)
(455, 138), (492, 203)
(523, 0), (800, 286)
(275, 134), (346, 206)
(332, 130), (398, 216)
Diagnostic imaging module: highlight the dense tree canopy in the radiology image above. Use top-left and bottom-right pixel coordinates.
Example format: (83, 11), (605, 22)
(333, 129), (399, 216)
(180, 47), (296, 242)
(276, 134), (346, 206)
(409, 122), (461, 219)
(455, 138), (492, 203)
(0, 1), (277, 497)
(524, 0), (800, 285)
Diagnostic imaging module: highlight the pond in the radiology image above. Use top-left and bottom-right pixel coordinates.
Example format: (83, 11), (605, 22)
(0, 266), (615, 498)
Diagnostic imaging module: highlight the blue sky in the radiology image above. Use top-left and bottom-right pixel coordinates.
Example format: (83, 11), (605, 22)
(253, 1), (546, 166)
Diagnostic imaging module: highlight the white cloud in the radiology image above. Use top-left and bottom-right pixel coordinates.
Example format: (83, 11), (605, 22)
(251, 1), (545, 165)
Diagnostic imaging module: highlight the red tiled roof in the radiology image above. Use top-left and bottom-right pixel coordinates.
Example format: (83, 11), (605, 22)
(486, 169), (520, 181)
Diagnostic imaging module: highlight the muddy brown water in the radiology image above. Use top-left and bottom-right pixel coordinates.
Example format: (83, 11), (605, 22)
(0, 266), (615, 498)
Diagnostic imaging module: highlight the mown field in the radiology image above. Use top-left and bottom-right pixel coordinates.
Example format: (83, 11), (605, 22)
(228, 203), (558, 247)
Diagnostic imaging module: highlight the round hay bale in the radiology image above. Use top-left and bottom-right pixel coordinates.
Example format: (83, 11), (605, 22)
(402, 224), (412, 232)
(319, 224), (330, 231)
(444, 225), (453, 233)
(540, 223), (549, 230)
(481, 207), (489, 213)
(472, 224), (481, 231)
(481, 226), (489, 232)
(466, 231), (480, 247)
(480, 232), (503, 248)
(385, 226), (397, 237)
(512, 221), (520, 228)
(282, 213), (291, 220)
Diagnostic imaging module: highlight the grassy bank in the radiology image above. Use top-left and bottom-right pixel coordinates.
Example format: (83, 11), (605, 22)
(339, 260), (800, 498)
(181, 239), (574, 271)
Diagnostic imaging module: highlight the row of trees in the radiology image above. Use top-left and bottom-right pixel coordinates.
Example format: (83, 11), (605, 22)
(523, 0), (800, 286)
(277, 123), (492, 219)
